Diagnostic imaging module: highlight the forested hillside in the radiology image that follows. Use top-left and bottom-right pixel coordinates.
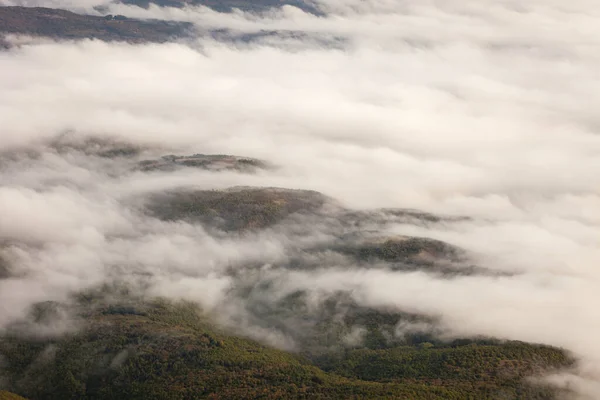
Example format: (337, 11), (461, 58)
(0, 298), (573, 399)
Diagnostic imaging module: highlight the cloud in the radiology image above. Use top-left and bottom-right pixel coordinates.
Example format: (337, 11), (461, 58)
(1, 0), (600, 396)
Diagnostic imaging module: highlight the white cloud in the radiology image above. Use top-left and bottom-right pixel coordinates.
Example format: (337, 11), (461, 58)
(1, 0), (600, 396)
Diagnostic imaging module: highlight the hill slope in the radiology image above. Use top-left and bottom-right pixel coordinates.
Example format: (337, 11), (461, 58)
(0, 6), (193, 43)
(0, 298), (573, 400)
(117, 0), (323, 14)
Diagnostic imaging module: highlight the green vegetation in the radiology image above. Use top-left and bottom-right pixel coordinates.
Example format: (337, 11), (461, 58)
(349, 237), (461, 263)
(317, 343), (571, 399)
(0, 299), (573, 400)
(138, 154), (269, 173)
(148, 187), (328, 231)
(332, 236), (491, 276)
(0, 391), (27, 400)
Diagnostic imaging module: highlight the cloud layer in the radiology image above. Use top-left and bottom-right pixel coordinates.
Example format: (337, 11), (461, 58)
(1, 0), (600, 397)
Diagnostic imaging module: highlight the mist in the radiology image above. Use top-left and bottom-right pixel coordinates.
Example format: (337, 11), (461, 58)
(1, 0), (600, 397)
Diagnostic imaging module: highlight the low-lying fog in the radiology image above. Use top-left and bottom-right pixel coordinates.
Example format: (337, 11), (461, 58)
(1, 0), (600, 397)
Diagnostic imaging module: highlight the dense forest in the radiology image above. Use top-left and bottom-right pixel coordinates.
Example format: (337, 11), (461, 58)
(0, 298), (573, 399)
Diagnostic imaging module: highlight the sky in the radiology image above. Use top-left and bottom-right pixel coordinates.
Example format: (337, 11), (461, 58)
(1, 0), (600, 397)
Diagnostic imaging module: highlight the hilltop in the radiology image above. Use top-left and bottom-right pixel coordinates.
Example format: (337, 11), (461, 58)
(0, 6), (193, 43)
(116, 0), (323, 14)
